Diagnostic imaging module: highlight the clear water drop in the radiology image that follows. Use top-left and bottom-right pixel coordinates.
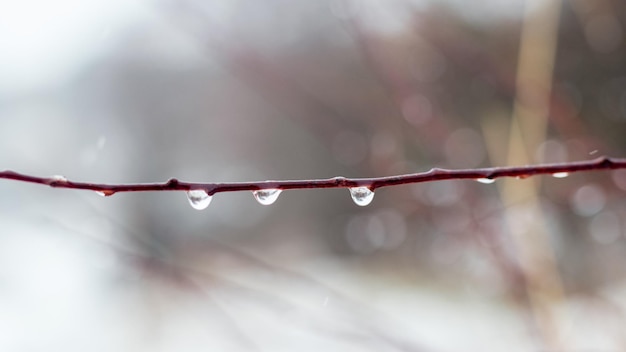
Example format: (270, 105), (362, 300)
(552, 172), (569, 178)
(47, 175), (68, 185)
(186, 189), (212, 210)
(95, 190), (115, 197)
(51, 175), (67, 182)
(476, 178), (495, 184)
(349, 186), (375, 206)
(253, 188), (282, 205)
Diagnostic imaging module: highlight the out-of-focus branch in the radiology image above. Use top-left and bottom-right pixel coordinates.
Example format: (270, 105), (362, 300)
(1, 156), (625, 197)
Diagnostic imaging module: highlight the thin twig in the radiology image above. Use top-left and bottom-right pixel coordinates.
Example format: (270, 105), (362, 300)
(1, 156), (625, 196)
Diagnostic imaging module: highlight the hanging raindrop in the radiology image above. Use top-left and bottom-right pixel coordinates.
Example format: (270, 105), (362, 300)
(51, 175), (68, 182)
(186, 189), (212, 210)
(552, 172), (569, 178)
(349, 186), (375, 206)
(252, 188), (282, 205)
(476, 178), (495, 184)
(47, 175), (68, 185)
(95, 190), (115, 197)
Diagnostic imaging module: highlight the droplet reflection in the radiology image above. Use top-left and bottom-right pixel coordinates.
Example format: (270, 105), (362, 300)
(552, 172), (569, 178)
(349, 187), (375, 206)
(252, 189), (282, 205)
(186, 189), (212, 210)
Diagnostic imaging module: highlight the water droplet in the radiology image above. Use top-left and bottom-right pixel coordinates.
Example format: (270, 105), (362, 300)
(476, 178), (495, 184)
(552, 172), (569, 178)
(349, 186), (375, 206)
(253, 189), (282, 205)
(47, 175), (68, 186)
(95, 190), (115, 197)
(186, 189), (212, 210)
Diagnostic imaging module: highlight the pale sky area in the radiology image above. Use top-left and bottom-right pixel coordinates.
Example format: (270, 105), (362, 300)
(0, 0), (527, 95)
(0, 0), (144, 93)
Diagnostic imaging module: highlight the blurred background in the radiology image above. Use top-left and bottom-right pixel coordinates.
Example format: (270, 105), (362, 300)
(1, 0), (626, 350)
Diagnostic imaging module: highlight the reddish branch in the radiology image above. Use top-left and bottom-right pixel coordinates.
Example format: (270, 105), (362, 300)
(1, 156), (625, 196)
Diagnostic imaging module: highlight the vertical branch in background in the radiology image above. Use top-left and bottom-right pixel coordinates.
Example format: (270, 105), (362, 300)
(490, 0), (565, 349)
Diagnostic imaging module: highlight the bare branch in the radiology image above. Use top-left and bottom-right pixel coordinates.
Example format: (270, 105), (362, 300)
(1, 157), (625, 198)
